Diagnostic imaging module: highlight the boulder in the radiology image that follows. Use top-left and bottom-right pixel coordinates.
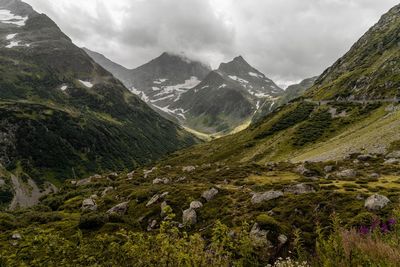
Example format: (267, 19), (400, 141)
(182, 208), (197, 225)
(76, 174), (102, 186)
(357, 154), (373, 161)
(384, 158), (400, 165)
(294, 164), (313, 176)
(386, 151), (400, 159)
(324, 166), (334, 173)
(107, 201), (129, 215)
(278, 234), (288, 245)
(153, 178), (170, 184)
(127, 171), (135, 180)
(182, 166), (196, 172)
(201, 188), (219, 202)
(11, 233), (22, 240)
(336, 169), (357, 179)
(147, 220), (157, 231)
(364, 194), (390, 211)
(369, 173), (380, 179)
(160, 201), (168, 217)
(144, 167), (157, 179)
(101, 187), (114, 197)
(146, 192), (169, 207)
(250, 223), (270, 246)
(251, 190), (283, 204)
(81, 198), (97, 211)
(108, 172), (118, 179)
(190, 201), (203, 209)
(284, 183), (315, 195)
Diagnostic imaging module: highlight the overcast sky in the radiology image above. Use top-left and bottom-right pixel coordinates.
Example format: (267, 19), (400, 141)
(25, 0), (398, 88)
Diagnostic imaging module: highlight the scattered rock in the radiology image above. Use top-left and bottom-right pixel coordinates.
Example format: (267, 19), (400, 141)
(108, 172), (118, 179)
(127, 171), (135, 180)
(384, 158), (400, 165)
(11, 233), (22, 240)
(101, 187), (114, 197)
(364, 194), (390, 211)
(90, 194), (98, 200)
(144, 167), (157, 179)
(182, 208), (197, 225)
(353, 159), (360, 164)
(278, 234), (288, 245)
(160, 201), (168, 217)
(324, 166), (334, 173)
(356, 194), (364, 200)
(386, 151), (400, 159)
(201, 188), (219, 202)
(182, 166), (196, 172)
(0, 179), (5, 187)
(369, 173), (380, 179)
(251, 190), (283, 204)
(284, 183), (315, 195)
(190, 201), (203, 209)
(250, 223), (270, 246)
(336, 169), (357, 179)
(153, 178), (170, 184)
(294, 164), (313, 176)
(76, 174), (103, 186)
(107, 201), (129, 215)
(176, 176), (187, 183)
(364, 163), (370, 167)
(146, 192), (169, 207)
(147, 220), (157, 231)
(81, 198), (97, 211)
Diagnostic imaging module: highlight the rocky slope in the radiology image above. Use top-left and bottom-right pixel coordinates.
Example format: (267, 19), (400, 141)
(252, 77), (318, 124)
(307, 3), (400, 100)
(0, 0), (198, 208)
(171, 56), (283, 134)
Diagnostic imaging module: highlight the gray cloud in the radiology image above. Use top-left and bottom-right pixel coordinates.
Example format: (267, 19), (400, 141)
(24, 0), (398, 87)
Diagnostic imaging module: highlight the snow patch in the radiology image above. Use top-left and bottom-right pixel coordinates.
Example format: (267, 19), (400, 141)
(229, 75), (249, 84)
(201, 85), (209, 89)
(153, 104), (187, 120)
(5, 40), (19, 48)
(78, 80), (94, 88)
(218, 84), (227, 89)
(60, 85), (68, 91)
(150, 94), (174, 103)
(153, 78), (168, 84)
(248, 72), (264, 79)
(6, 33), (17, 40)
(129, 87), (149, 102)
(0, 10), (28, 27)
(152, 86), (161, 91)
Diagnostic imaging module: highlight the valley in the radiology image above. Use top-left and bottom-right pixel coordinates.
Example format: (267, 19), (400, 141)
(0, 0), (400, 266)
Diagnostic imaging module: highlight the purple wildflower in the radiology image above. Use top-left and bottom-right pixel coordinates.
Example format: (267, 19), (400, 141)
(359, 225), (370, 235)
(388, 218), (396, 226)
(381, 223), (389, 234)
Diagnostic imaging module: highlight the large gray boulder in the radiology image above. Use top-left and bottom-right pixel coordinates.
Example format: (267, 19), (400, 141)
(202, 188), (219, 202)
(107, 201), (129, 215)
(182, 208), (197, 225)
(364, 194), (390, 210)
(250, 223), (270, 247)
(386, 151), (400, 159)
(81, 198), (97, 211)
(251, 190), (283, 204)
(284, 183), (315, 195)
(146, 192), (169, 207)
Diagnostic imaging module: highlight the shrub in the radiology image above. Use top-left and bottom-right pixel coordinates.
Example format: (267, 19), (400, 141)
(78, 213), (108, 229)
(256, 214), (281, 232)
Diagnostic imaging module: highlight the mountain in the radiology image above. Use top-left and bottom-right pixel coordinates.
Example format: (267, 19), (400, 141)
(306, 4), (400, 100)
(0, 0), (197, 201)
(86, 50), (212, 122)
(170, 56), (283, 134)
(252, 76), (318, 124)
(83, 47), (131, 85)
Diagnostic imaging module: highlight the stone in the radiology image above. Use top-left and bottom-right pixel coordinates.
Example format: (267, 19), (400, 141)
(108, 172), (118, 179)
(76, 174), (102, 186)
(147, 220), (157, 231)
(336, 169), (357, 179)
(250, 223), (270, 246)
(146, 192), (169, 207)
(182, 208), (197, 225)
(384, 158), (400, 165)
(278, 234), (288, 245)
(386, 151), (400, 159)
(160, 201), (168, 217)
(11, 233), (22, 240)
(364, 194), (390, 211)
(324, 166), (334, 173)
(369, 173), (380, 179)
(144, 167), (157, 179)
(0, 179), (5, 187)
(190, 201), (203, 209)
(81, 198), (97, 211)
(153, 178), (170, 184)
(284, 183), (315, 195)
(107, 201), (129, 215)
(182, 166), (196, 172)
(294, 164), (313, 176)
(201, 188), (219, 202)
(101, 187), (114, 197)
(90, 194), (98, 200)
(127, 171), (135, 180)
(251, 190), (283, 204)
(176, 176), (187, 183)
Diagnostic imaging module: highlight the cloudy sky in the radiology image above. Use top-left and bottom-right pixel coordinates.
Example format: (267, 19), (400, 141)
(25, 0), (398, 87)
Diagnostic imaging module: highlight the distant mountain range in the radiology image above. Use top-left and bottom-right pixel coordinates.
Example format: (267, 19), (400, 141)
(86, 50), (284, 134)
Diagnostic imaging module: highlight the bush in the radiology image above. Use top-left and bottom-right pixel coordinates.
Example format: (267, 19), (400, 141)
(256, 214), (281, 232)
(78, 213), (108, 229)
